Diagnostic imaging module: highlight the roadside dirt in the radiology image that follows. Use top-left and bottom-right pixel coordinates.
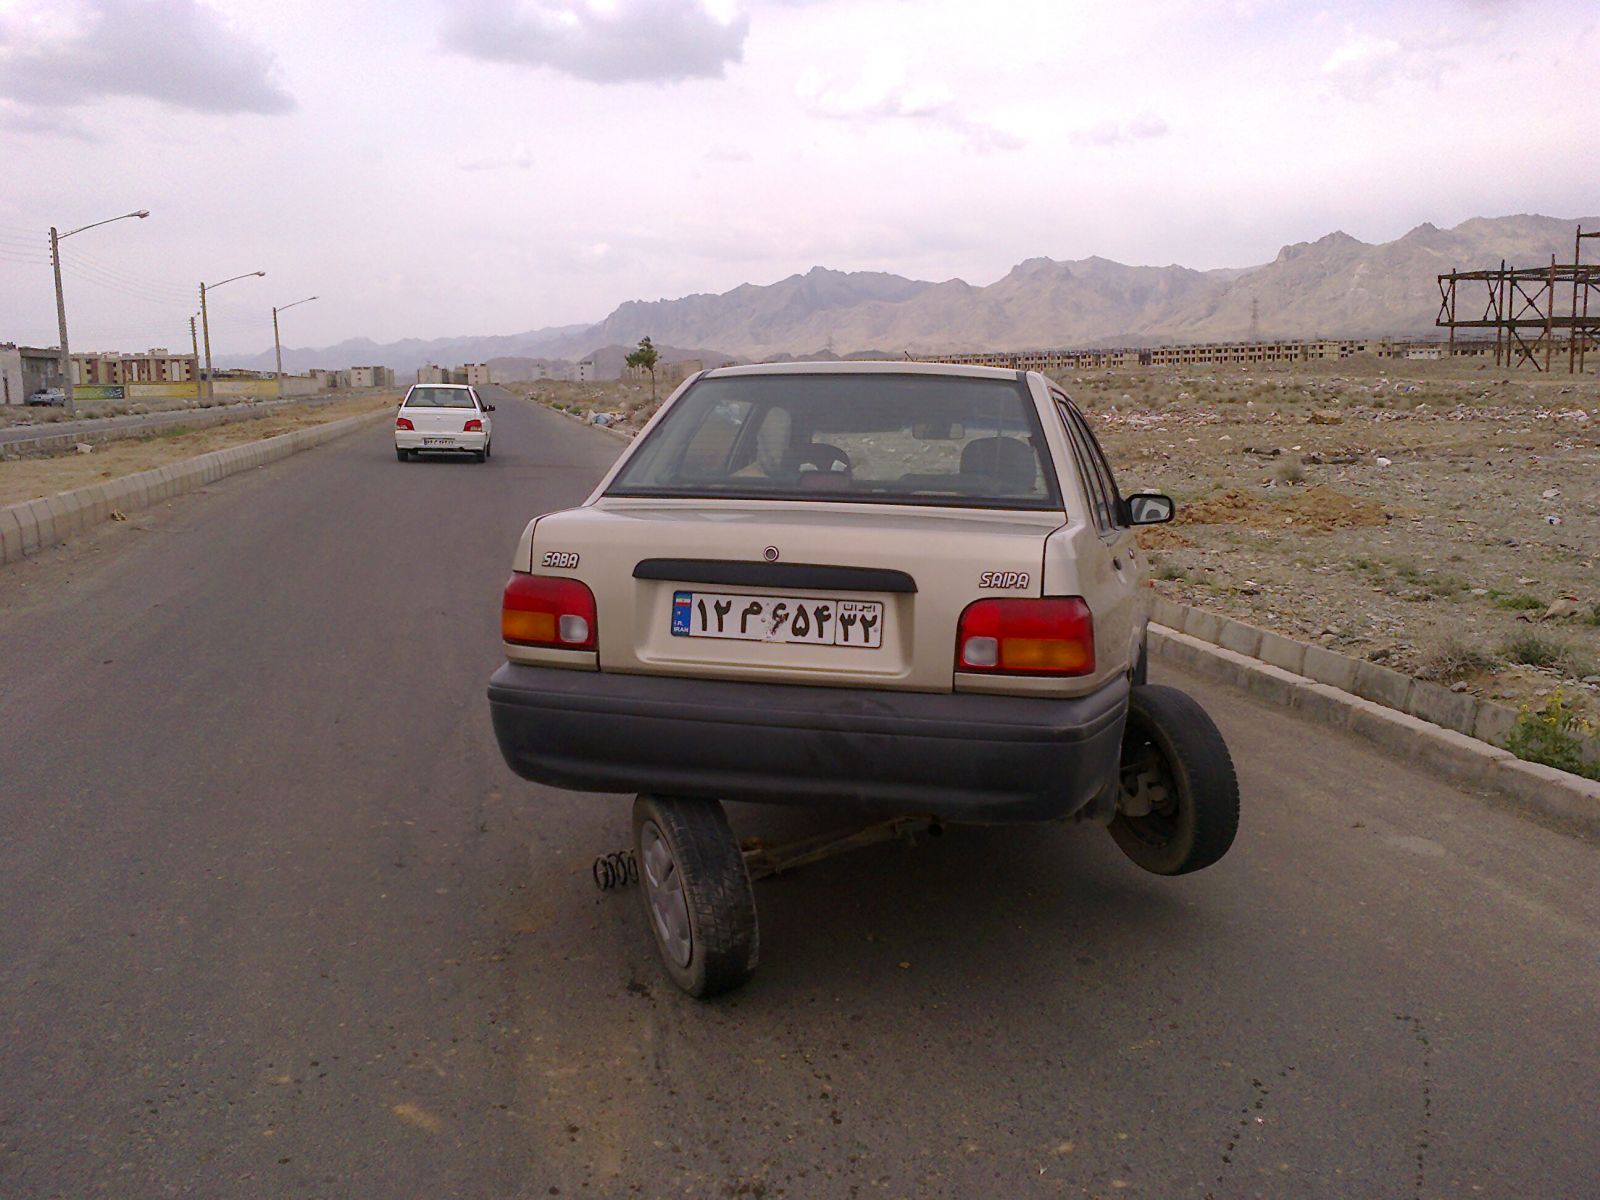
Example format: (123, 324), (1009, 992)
(514, 360), (1600, 724)
(0, 394), (396, 507)
(1076, 358), (1599, 725)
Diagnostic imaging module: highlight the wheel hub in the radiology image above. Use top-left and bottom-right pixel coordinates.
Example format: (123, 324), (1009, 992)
(1118, 744), (1172, 819)
(639, 821), (693, 968)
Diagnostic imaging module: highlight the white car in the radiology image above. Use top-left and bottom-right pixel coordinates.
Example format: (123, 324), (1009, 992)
(395, 383), (493, 462)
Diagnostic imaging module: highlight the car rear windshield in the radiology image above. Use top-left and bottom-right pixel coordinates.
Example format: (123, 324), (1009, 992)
(605, 373), (1061, 510)
(405, 387), (474, 408)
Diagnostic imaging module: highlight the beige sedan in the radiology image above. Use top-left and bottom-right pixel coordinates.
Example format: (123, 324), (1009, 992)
(488, 362), (1238, 995)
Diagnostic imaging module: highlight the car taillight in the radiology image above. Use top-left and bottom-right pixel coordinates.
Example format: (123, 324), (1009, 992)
(395, 417), (414, 430)
(502, 573), (597, 650)
(464, 418), (483, 432)
(956, 597), (1095, 676)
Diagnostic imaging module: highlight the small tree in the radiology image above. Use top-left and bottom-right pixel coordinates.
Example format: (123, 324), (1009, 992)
(626, 335), (659, 400)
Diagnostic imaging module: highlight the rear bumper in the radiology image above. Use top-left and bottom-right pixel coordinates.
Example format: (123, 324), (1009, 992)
(396, 430), (487, 452)
(487, 664), (1128, 823)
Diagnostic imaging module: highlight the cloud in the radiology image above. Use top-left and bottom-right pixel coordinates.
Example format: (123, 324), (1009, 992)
(0, 0), (294, 117)
(0, 98), (97, 140)
(795, 64), (1023, 153)
(442, 0), (749, 84)
(1321, 26), (1473, 99)
(457, 143), (536, 171)
(1321, 34), (1406, 97)
(1070, 111), (1170, 148)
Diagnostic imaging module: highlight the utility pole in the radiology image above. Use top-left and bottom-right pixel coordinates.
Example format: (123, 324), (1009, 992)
(271, 295), (318, 400)
(189, 316), (201, 397)
(50, 227), (73, 417)
(48, 209), (149, 419)
(199, 270), (265, 401)
(200, 282), (212, 401)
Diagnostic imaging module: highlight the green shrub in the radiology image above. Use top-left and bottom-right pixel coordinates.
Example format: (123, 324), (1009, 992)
(1492, 593), (1545, 611)
(1503, 632), (1566, 669)
(1506, 690), (1600, 781)
(1416, 637), (1499, 683)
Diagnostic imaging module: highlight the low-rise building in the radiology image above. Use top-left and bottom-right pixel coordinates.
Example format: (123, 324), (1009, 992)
(349, 366), (395, 389)
(71, 348), (197, 385)
(19, 345), (65, 396)
(463, 362), (492, 386)
(0, 343), (24, 405)
(416, 364), (448, 384)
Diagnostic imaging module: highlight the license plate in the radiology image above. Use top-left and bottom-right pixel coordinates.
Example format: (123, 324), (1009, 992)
(422, 437), (452, 446)
(671, 590), (884, 648)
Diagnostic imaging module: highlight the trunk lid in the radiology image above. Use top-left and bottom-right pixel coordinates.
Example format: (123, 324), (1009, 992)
(528, 499), (1063, 692)
(406, 405), (472, 435)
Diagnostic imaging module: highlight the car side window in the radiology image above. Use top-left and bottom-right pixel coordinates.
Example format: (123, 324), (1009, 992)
(1079, 415), (1125, 527)
(1052, 394), (1114, 534)
(1061, 398), (1127, 534)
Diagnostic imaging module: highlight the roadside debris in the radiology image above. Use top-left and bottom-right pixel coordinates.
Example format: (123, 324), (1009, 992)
(1539, 597), (1586, 621)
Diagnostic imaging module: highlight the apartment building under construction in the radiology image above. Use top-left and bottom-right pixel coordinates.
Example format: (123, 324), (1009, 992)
(919, 336), (1509, 373)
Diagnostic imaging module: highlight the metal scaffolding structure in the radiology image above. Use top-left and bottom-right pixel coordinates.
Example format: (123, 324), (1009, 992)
(1436, 226), (1600, 373)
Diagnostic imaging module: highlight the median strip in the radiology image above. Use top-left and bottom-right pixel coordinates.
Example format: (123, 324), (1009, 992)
(0, 406), (391, 566)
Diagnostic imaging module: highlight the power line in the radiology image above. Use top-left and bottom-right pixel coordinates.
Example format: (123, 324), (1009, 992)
(60, 261), (195, 303)
(61, 252), (196, 299)
(0, 248), (51, 265)
(59, 268), (197, 308)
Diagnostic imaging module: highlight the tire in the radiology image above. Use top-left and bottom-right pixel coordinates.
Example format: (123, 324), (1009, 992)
(396, 448), (408, 462)
(1108, 685), (1239, 876)
(485, 439), (492, 460)
(1131, 636), (1149, 687)
(632, 794), (758, 997)
(474, 449), (486, 463)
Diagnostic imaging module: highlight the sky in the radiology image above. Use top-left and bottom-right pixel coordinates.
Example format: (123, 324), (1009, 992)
(1, 0), (1595, 357)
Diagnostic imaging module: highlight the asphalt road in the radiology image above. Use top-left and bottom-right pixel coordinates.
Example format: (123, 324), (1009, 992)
(2, 386), (1596, 1199)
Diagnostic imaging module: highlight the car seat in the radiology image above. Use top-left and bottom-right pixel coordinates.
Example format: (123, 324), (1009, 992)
(958, 436), (1035, 492)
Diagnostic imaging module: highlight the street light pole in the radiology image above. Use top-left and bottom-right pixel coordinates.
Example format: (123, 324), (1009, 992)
(271, 295), (318, 399)
(49, 208), (149, 418)
(198, 270), (265, 401)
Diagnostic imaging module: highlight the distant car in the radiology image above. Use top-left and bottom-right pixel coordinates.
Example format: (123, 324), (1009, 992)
(487, 361), (1240, 997)
(394, 383), (494, 462)
(26, 388), (66, 407)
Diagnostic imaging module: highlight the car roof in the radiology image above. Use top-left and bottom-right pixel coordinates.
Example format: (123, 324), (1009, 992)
(702, 360), (1025, 382)
(409, 382), (472, 388)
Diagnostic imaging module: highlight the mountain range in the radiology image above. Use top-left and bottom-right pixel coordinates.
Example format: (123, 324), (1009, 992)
(225, 214), (1595, 375)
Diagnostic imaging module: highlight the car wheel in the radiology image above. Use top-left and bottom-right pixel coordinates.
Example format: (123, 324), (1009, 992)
(485, 439), (492, 460)
(396, 448), (408, 462)
(1109, 685), (1239, 876)
(632, 794), (758, 998)
(474, 449), (486, 463)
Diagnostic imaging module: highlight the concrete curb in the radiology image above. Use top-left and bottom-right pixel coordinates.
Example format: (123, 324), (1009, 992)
(0, 408), (390, 567)
(1146, 594), (1598, 761)
(0, 393), (343, 459)
(538, 401), (635, 443)
(1149, 624), (1600, 836)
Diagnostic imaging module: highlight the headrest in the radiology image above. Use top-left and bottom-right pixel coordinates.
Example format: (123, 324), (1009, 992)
(959, 436), (1035, 489)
